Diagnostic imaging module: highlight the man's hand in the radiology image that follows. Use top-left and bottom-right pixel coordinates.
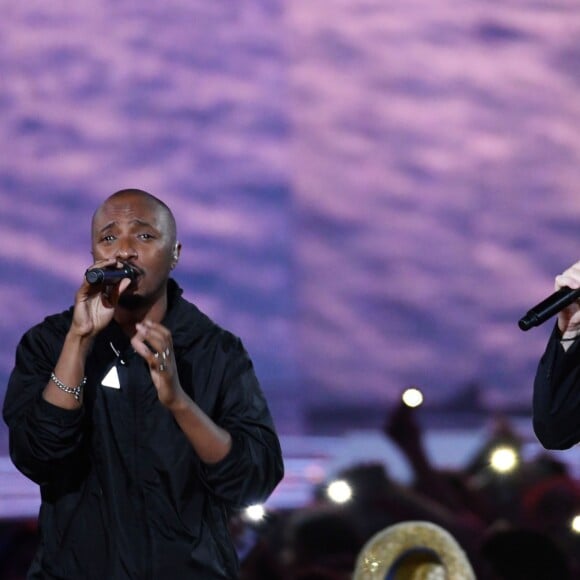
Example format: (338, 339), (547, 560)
(131, 319), (184, 408)
(70, 258), (132, 339)
(555, 260), (580, 337)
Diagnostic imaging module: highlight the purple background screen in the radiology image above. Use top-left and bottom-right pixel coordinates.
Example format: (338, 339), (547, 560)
(2, 2), (579, 445)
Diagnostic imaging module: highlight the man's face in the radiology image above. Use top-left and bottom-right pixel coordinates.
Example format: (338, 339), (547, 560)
(91, 192), (176, 307)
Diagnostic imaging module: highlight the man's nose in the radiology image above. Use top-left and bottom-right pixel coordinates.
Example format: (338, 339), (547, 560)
(116, 242), (137, 260)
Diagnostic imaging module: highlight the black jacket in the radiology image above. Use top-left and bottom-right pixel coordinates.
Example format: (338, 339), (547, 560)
(3, 280), (284, 579)
(533, 324), (580, 450)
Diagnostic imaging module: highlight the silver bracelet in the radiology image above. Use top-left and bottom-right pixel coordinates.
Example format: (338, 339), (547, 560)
(50, 372), (87, 401)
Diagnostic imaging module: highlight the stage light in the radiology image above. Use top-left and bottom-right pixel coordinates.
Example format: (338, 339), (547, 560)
(489, 446), (518, 473)
(326, 479), (353, 504)
(402, 387), (423, 408)
(571, 515), (580, 534)
(244, 504), (266, 522)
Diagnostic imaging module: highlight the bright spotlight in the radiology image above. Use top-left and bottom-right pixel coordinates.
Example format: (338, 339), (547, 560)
(571, 515), (580, 534)
(402, 387), (423, 408)
(244, 504), (266, 522)
(490, 446), (518, 473)
(326, 479), (353, 504)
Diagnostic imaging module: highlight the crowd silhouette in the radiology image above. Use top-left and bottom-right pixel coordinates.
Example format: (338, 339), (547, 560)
(2, 400), (580, 579)
(237, 401), (580, 579)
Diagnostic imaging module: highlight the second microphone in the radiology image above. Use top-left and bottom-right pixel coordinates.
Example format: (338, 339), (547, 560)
(518, 286), (580, 331)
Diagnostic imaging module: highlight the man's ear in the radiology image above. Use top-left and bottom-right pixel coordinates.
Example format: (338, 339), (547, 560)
(171, 242), (181, 268)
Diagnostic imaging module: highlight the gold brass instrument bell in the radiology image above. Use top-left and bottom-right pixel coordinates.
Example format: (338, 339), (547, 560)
(352, 520), (476, 580)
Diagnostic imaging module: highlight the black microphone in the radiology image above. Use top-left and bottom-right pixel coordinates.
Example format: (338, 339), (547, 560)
(85, 265), (136, 285)
(518, 286), (580, 331)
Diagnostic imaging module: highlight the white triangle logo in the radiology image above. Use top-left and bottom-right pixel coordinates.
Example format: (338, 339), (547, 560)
(101, 366), (121, 389)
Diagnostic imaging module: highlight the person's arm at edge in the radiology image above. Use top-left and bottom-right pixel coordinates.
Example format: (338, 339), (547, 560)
(533, 323), (580, 449)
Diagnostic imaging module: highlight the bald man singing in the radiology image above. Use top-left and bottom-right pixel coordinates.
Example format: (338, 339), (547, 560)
(3, 189), (283, 579)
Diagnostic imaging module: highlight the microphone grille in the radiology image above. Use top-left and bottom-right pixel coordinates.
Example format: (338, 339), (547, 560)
(85, 269), (103, 284)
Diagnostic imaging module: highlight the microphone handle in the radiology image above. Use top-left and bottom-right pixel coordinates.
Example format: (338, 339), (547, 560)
(85, 266), (135, 285)
(518, 286), (580, 331)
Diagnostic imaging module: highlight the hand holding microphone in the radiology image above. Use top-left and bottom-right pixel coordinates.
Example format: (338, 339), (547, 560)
(518, 261), (580, 333)
(69, 260), (136, 339)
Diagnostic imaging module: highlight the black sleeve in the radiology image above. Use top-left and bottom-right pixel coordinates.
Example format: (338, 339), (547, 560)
(532, 323), (580, 450)
(197, 334), (284, 508)
(2, 318), (86, 485)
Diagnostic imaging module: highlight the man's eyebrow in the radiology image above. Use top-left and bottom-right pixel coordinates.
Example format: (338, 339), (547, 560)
(131, 219), (156, 229)
(98, 221), (116, 234)
(97, 219), (157, 234)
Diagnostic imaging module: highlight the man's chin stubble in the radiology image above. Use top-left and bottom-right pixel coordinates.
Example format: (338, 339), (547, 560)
(118, 293), (147, 310)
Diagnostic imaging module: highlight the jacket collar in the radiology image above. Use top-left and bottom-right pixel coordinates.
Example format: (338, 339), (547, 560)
(162, 278), (215, 350)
